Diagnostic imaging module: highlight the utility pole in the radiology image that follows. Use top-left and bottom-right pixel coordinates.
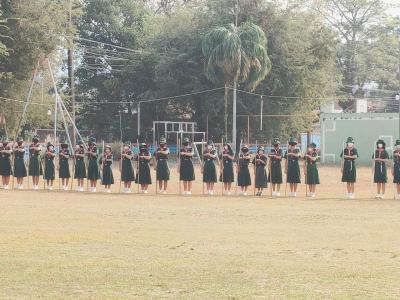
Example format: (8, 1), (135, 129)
(68, 0), (76, 146)
(232, 0), (239, 151)
(137, 102), (141, 137)
(398, 28), (400, 137)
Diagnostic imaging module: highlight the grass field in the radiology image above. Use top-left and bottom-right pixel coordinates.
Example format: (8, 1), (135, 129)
(1, 166), (400, 299)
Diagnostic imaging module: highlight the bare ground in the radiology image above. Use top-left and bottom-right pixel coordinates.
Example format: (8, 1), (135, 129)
(0, 166), (400, 299)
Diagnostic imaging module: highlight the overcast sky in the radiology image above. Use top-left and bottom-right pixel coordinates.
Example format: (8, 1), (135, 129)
(386, 0), (400, 16)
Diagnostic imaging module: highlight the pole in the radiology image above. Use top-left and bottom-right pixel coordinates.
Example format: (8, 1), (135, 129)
(397, 28), (400, 136)
(260, 97), (263, 130)
(233, 80), (237, 153)
(54, 88), (57, 141)
(47, 59), (87, 152)
(206, 115), (209, 142)
(137, 102), (141, 137)
(247, 115), (250, 145)
(68, 0), (76, 146)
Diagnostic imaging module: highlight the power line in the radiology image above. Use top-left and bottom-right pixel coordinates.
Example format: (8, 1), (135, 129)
(0, 96), (49, 106)
(75, 37), (146, 54)
(74, 87), (226, 105)
(232, 87), (399, 101)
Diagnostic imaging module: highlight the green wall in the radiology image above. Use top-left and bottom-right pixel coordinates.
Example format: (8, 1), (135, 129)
(320, 113), (400, 165)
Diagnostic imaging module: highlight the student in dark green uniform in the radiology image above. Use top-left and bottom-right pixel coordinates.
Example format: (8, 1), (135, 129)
(392, 139), (400, 200)
(202, 140), (218, 195)
(284, 137), (301, 197)
(121, 142), (134, 193)
(154, 137), (169, 194)
(87, 137), (99, 192)
(100, 145), (114, 193)
(252, 146), (267, 196)
(268, 138), (283, 197)
(29, 135), (42, 190)
(0, 136), (12, 189)
(13, 137), (27, 190)
(304, 143), (320, 198)
(74, 141), (86, 192)
(179, 138), (195, 195)
(135, 143), (152, 193)
(237, 144), (252, 196)
(59, 141), (71, 190)
(220, 142), (235, 195)
(44, 142), (56, 190)
(340, 137), (359, 199)
(372, 139), (389, 199)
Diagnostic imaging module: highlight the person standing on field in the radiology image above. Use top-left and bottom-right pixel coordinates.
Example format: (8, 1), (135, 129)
(100, 145), (114, 193)
(237, 144), (252, 196)
(13, 137), (27, 190)
(304, 143), (320, 198)
(59, 141), (71, 191)
(74, 141), (86, 192)
(372, 139), (389, 199)
(340, 137), (359, 199)
(135, 143), (152, 194)
(202, 140), (218, 195)
(220, 142), (235, 195)
(392, 139), (400, 200)
(268, 138), (283, 197)
(284, 137), (301, 197)
(29, 135), (42, 190)
(44, 142), (56, 190)
(154, 137), (170, 194)
(87, 137), (99, 192)
(121, 142), (135, 194)
(179, 138), (195, 195)
(252, 146), (267, 196)
(0, 136), (12, 189)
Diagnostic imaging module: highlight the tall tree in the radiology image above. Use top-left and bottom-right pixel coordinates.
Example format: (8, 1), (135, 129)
(202, 22), (271, 144)
(315, 0), (390, 107)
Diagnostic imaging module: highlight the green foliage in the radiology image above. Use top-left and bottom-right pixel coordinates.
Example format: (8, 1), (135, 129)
(202, 22), (272, 91)
(0, 0), (71, 137)
(1, 0), (397, 143)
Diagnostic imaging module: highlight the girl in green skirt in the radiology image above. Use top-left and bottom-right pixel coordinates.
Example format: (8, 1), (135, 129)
(74, 141), (86, 192)
(304, 143), (320, 198)
(237, 144), (252, 196)
(252, 146), (267, 196)
(179, 138), (195, 195)
(154, 137), (170, 194)
(284, 137), (301, 197)
(87, 138), (99, 192)
(100, 145), (114, 193)
(220, 143), (235, 195)
(121, 142), (134, 193)
(0, 137), (12, 189)
(202, 141), (218, 195)
(340, 137), (359, 199)
(372, 139), (389, 199)
(44, 142), (56, 190)
(13, 137), (27, 190)
(135, 143), (152, 193)
(29, 135), (42, 190)
(59, 142), (71, 191)
(268, 138), (283, 197)
(392, 139), (400, 199)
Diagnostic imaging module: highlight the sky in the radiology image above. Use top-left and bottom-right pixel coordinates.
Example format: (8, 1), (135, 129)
(386, 0), (400, 16)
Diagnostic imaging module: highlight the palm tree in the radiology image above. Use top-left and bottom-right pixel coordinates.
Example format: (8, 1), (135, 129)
(202, 21), (271, 149)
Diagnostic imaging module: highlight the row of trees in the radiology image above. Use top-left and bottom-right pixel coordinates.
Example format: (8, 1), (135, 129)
(0, 0), (399, 143)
